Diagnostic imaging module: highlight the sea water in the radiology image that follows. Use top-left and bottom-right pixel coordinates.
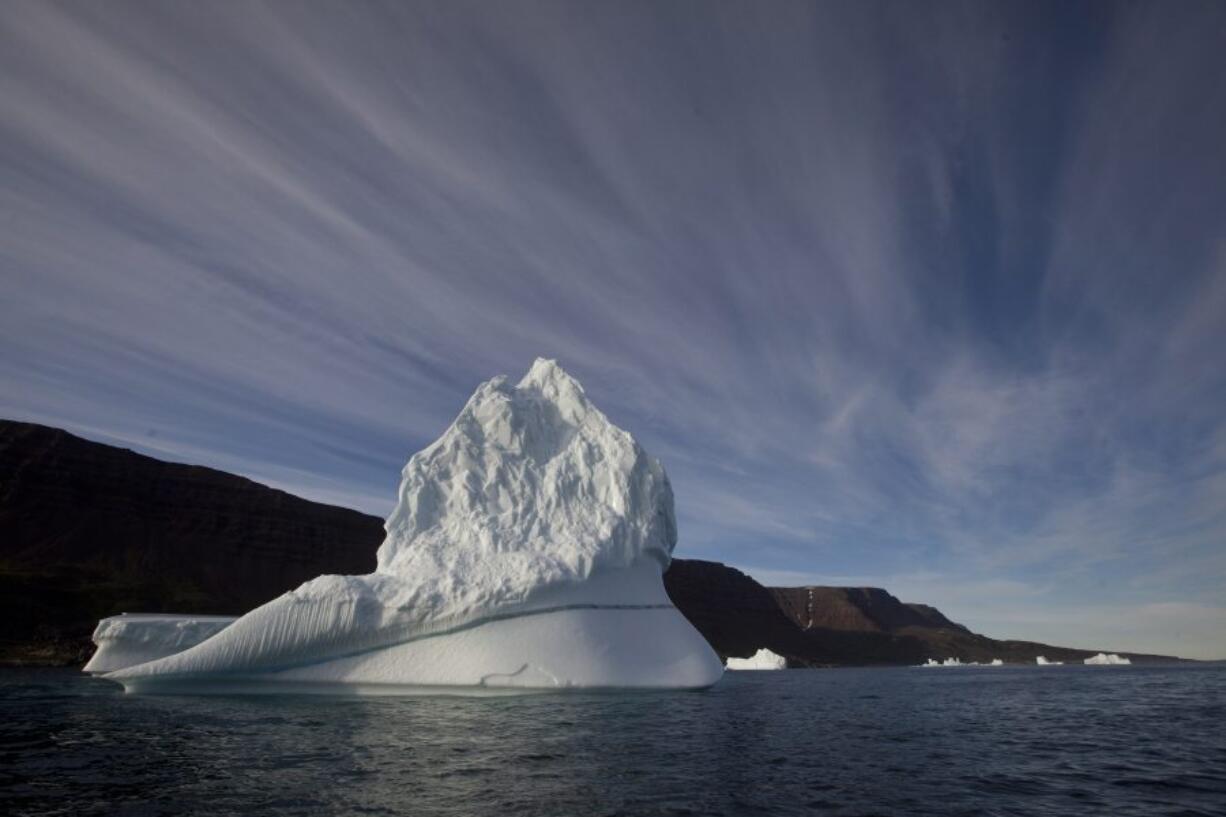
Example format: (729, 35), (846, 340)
(2, 664), (1224, 816)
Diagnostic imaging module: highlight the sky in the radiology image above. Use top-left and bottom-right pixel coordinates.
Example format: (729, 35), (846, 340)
(2, 1), (1225, 659)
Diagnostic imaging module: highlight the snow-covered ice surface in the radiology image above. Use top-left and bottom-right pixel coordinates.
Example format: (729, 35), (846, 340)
(725, 649), (787, 670)
(1084, 653), (1131, 665)
(84, 614), (237, 674)
(99, 360), (723, 693)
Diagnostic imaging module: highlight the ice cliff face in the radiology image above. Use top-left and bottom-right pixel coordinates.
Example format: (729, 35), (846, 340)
(376, 357), (676, 605)
(105, 360), (721, 689)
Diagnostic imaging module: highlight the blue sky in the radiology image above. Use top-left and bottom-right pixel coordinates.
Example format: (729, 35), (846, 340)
(2, 1), (1224, 658)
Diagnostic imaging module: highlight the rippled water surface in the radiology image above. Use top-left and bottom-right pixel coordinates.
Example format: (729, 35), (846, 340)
(3, 664), (1225, 816)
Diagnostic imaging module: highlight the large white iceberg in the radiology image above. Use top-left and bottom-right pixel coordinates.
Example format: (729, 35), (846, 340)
(93, 359), (723, 693)
(1084, 652), (1131, 665)
(725, 648), (787, 670)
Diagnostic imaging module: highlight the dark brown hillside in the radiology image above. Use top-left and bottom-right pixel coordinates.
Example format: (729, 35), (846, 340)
(769, 586), (970, 633)
(0, 420), (382, 664)
(659, 558), (811, 659)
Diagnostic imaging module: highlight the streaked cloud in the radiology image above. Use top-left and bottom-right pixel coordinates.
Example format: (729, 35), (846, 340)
(2, 1), (1224, 657)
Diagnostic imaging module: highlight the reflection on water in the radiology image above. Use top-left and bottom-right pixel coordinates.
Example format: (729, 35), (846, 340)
(3, 665), (1225, 816)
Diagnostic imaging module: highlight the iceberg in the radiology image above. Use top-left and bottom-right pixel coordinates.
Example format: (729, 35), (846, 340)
(1084, 652), (1131, 665)
(920, 657), (966, 667)
(725, 648), (787, 670)
(94, 359), (723, 693)
(1035, 655), (1063, 666)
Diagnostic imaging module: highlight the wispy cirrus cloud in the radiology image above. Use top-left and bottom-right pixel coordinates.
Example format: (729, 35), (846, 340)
(2, 1), (1224, 657)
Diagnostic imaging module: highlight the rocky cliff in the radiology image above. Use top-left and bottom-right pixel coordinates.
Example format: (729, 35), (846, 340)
(0, 419), (1179, 666)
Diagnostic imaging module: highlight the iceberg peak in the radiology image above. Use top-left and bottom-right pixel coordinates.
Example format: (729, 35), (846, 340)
(377, 359), (676, 584)
(519, 356), (581, 390)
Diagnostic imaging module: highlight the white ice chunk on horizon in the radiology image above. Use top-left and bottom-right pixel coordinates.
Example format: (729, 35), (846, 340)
(921, 657), (966, 666)
(95, 359), (723, 693)
(919, 657), (1003, 667)
(725, 648), (787, 670)
(1084, 652), (1131, 665)
(1035, 655), (1063, 666)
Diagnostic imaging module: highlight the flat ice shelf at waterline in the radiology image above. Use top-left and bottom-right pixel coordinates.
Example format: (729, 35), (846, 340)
(93, 359), (723, 692)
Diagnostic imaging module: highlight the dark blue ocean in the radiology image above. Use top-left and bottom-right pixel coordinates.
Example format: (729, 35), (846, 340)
(3, 664), (1224, 816)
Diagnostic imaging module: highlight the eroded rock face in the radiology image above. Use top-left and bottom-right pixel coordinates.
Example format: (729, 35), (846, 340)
(770, 587), (970, 634)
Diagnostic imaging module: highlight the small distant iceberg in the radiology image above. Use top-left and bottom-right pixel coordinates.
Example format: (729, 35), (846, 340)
(1035, 655), (1063, 666)
(921, 657), (965, 667)
(1084, 652), (1131, 665)
(919, 657), (1003, 667)
(726, 648), (787, 670)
